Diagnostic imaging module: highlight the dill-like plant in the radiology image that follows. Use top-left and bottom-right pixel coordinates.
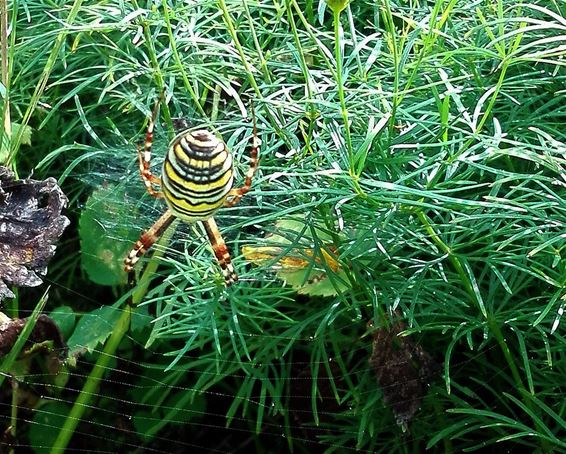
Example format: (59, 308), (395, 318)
(2, 0), (565, 452)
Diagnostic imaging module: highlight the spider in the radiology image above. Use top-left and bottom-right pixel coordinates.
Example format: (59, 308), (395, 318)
(124, 93), (260, 286)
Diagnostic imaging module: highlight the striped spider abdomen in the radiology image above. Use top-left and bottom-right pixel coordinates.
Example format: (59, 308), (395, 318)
(123, 94), (259, 286)
(162, 130), (234, 221)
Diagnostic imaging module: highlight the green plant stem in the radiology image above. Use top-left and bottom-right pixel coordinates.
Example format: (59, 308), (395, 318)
(332, 9), (352, 164)
(418, 209), (549, 450)
(131, 0), (173, 131)
(0, 0), (7, 88)
(0, 0), (11, 159)
(380, 0), (400, 139)
(290, 0), (335, 76)
(284, 0), (316, 145)
(52, 222), (176, 452)
(426, 13), (525, 191)
(416, 210), (523, 373)
(242, 0), (272, 85)
(391, 0), (459, 110)
(487, 317), (524, 390)
(7, 0), (84, 166)
(216, 0), (288, 141)
(417, 211), (477, 307)
(131, 220), (177, 307)
(51, 305), (132, 453)
(488, 316), (550, 451)
(331, 8), (365, 196)
(216, 0), (260, 98)
(161, 3), (207, 119)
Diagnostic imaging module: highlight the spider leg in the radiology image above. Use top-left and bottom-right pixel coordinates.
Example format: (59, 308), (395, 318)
(224, 102), (260, 208)
(124, 209), (175, 273)
(138, 93), (165, 198)
(202, 217), (238, 286)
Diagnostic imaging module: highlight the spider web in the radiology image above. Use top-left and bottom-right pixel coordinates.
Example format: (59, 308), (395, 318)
(72, 113), (259, 283)
(6, 0), (566, 450)
(6, 297), (515, 454)
(6, 144), (421, 452)
(7, 111), (565, 452)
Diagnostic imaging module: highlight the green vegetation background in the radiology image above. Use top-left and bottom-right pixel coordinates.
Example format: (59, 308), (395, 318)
(1, 0), (565, 452)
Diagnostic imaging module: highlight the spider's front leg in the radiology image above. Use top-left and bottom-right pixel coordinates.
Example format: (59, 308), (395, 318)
(124, 209), (175, 273)
(138, 93), (165, 198)
(224, 104), (260, 208)
(202, 217), (238, 285)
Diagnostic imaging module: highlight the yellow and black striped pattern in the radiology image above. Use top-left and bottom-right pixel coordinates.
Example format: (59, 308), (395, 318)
(161, 129), (234, 222)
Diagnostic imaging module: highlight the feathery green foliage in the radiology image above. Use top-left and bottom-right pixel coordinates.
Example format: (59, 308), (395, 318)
(1, 0), (565, 452)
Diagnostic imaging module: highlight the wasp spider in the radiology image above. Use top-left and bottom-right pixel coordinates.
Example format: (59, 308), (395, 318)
(124, 94), (259, 286)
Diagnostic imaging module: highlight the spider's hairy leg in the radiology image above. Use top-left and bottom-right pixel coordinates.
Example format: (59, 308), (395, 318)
(138, 93), (165, 198)
(124, 209), (175, 273)
(224, 102), (260, 208)
(202, 217), (238, 286)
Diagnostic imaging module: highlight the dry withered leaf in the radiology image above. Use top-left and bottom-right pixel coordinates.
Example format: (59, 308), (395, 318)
(369, 315), (439, 429)
(0, 313), (68, 359)
(242, 219), (350, 297)
(0, 166), (69, 301)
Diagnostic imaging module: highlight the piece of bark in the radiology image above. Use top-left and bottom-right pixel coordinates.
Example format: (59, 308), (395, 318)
(0, 167), (69, 300)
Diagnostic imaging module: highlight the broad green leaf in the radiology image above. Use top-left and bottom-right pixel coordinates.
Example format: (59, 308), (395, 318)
(79, 186), (138, 286)
(12, 122), (33, 146)
(66, 305), (122, 354)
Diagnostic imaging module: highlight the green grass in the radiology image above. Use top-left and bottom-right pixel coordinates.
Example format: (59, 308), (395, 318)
(1, 0), (566, 452)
